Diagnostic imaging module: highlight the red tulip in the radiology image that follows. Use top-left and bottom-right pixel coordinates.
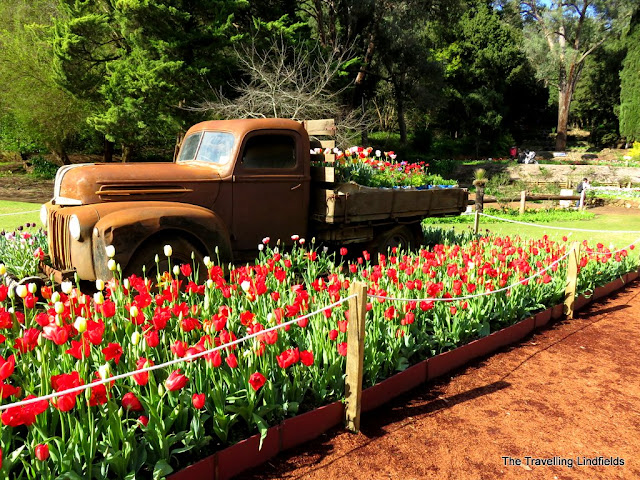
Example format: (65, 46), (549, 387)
(337, 342), (348, 356)
(300, 350), (314, 366)
(225, 353), (238, 369)
(179, 263), (192, 277)
(276, 348), (299, 369)
(102, 343), (123, 364)
(192, 393), (205, 409)
(0, 355), (15, 381)
(138, 415), (149, 427)
(35, 444), (49, 461)
(165, 370), (188, 391)
(132, 358), (153, 386)
(122, 392), (144, 412)
(248, 372), (266, 391)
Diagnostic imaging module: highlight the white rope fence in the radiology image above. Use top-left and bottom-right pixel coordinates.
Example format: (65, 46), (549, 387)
(0, 295), (355, 411)
(0, 210), (39, 218)
(478, 212), (640, 234)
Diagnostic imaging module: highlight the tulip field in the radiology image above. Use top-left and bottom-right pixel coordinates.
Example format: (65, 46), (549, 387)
(0, 226), (637, 478)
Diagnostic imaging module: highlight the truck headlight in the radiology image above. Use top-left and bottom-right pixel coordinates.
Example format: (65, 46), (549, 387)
(40, 205), (48, 228)
(69, 215), (81, 240)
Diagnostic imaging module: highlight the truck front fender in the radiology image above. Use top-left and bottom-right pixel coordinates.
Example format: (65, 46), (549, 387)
(91, 202), (232, 280)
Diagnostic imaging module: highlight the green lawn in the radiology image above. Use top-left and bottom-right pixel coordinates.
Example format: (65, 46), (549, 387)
(431, 211), (640, 249)
(0, 200), (41, 231)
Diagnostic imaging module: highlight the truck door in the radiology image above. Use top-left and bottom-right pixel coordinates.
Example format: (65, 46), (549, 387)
(232, 130), (309, 250)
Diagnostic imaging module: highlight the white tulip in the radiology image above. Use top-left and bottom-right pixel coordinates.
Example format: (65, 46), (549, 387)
(105, 245), (116, 258)
(74, 316), (87, 333)
(96, 279), (105, 291)
(15, 284), (28, 299)
(107, 259), (117, 271)
(61, 281), (73, 294)
(163, 245), (172, 257)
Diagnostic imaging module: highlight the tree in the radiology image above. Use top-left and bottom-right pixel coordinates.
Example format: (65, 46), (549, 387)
(0, 0), (88, 164)
(197, 36), (366, 145)
(54, 0), (248, 161)
(571, 39), (625, 147)
(517, 0), (634, 150)
(619, 9), (640, 142)
(435, 2), (543, 155)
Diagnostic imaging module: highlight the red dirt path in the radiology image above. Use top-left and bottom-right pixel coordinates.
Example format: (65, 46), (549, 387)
(239, 283), (640, 480)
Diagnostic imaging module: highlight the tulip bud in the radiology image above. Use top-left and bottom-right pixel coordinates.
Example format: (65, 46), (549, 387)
(157, 383), (164, 396)
(96, 279), (105, 291)
(105, 245), (116, 258)
(118, 407), (123, 418)
(15, 284), (28, 299)
(54, 302), (65, 315)
(107, 259), (116, 271)
(28, 282), (37, 294)
(204, 256), (212, 268)
(74, 316), (87, 333)
(123, 278), (130, 291)
(51, 291), (60, 303)
(129, 305), (139, 319)
(93, 291), (104, 305)
(85, 388), (92, 402)
(131, 331), (141, 345)
(98, 363), (111, 380)
(0, 264), (5, 275)
(214, 246), (219, 255)
(258, 244), (264, 251)
(55, 314), (63, 327)
(36, 348), (42, 361)
(154, 254), (159, 264)
(206, 279), (213, 289)
(163, 245), (172, 257)
(173, 265), (180, 276)
(61, 281), (73, 294)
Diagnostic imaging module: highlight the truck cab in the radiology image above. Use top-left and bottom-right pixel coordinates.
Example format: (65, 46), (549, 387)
(41, 119), (312, 282)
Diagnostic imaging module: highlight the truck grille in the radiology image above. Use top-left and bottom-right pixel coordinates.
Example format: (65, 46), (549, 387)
(48, 210), (73, 270)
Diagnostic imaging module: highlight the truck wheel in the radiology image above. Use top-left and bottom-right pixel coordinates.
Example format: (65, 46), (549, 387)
(125, 238), (207, 283)
(368, 225), (418, 256)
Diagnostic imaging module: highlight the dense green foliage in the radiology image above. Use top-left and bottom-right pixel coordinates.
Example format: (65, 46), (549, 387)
(0, 0), (637, 164)
(620, 10), (640, 142)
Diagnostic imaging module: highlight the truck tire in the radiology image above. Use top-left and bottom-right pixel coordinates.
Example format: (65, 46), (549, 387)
(368, 225), (419, 256)
(124, 237), (207, 283)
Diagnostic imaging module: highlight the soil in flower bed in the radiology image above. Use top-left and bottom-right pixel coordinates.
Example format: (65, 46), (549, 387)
(237, 283), (640, 480)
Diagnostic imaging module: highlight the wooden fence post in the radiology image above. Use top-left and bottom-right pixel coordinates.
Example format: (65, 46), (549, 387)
(564, 242), (581, 318)
(519, 190), (526, 215)
(473, 210), (480, 235)
(345, 281), (368, 432)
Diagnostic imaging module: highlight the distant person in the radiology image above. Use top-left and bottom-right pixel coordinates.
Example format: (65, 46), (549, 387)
(509, 146), (517, 160)
(576, 178), (589, 207)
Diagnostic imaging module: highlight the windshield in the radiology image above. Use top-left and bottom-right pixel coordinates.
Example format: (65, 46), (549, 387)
(177, 131), (235, 164)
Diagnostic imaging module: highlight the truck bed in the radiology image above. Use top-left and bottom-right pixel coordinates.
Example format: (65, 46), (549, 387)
(310, 167), (468, 224)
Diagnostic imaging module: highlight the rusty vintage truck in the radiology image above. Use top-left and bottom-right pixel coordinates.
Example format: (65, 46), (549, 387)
(40, 118), (468, 281)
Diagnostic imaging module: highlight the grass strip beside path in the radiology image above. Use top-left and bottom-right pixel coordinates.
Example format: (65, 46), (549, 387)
(0, 200), (41, 230)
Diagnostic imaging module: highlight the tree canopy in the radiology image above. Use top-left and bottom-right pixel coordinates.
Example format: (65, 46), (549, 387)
(0, 0), (636, 162)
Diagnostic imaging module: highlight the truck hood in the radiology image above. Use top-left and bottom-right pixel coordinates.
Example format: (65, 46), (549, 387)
(53, 163), (222, 207)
